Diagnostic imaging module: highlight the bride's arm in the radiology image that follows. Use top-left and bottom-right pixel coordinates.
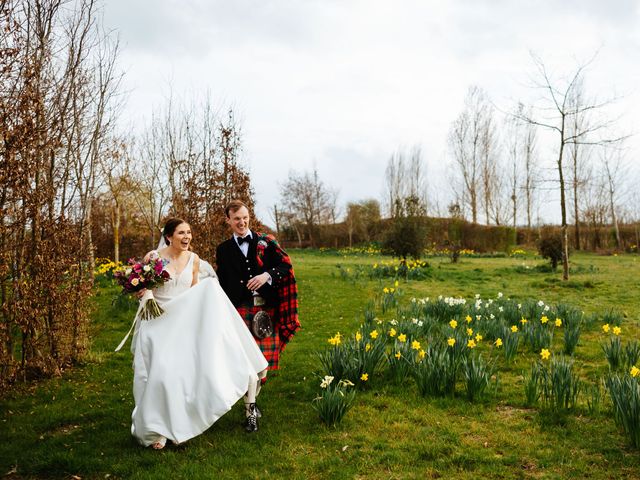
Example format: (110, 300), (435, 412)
(191, 254), (200, 286)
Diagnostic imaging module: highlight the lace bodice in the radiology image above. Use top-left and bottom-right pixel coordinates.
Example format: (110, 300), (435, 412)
(153, 252), (195, 306)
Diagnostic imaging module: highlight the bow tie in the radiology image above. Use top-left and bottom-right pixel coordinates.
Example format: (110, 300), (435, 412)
(237, 235), (250, 245)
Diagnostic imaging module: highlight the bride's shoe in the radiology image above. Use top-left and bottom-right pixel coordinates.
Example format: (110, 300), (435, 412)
(151, 436), (167, 450)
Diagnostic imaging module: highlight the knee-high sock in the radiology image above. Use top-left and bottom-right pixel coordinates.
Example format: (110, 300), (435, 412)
(244, 369), (268, 416)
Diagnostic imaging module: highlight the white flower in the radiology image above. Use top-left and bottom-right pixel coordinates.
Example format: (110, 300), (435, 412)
(476, 315), (482, 321)
(488, 299), (493, 305)
(320, 375), (334, 389)
(537, 300), (545, 307)
(517, 303), (522, 309)
(411, 297), (417, 303)
(125, 268), (132, 275)
(417, 321), (423, 327)
(497, 292), (503, 298)
(411, 318), (418, 324)
(148, 251), (159, 261)
(498, 306), (504, 312)
(544, 305), (550, 312)
(475, 294), (480, 299)
(390, 319), (398, 325)
(143, 265), (151, 272)
(490, 313), (495, 319)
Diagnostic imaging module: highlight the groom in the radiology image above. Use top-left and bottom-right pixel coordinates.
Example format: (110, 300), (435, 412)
(215, 199), (300, 433)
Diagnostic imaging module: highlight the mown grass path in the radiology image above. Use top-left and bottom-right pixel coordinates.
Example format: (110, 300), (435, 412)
(1, 251), (639, 479)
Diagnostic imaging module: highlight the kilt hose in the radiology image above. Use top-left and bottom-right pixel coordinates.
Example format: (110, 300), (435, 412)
(237, 303), (280, 372)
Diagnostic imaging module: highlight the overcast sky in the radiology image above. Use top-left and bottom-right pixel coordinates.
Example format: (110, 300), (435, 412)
(103, 0), (640, 225)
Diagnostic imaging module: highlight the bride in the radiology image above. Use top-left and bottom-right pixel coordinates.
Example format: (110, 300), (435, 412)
(127, 218), (268, 449)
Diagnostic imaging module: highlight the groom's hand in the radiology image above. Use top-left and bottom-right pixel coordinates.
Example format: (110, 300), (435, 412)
(247, 272), (270, 291)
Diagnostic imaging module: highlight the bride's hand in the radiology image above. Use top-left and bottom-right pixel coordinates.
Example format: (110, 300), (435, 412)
(135, 288), (147, 299)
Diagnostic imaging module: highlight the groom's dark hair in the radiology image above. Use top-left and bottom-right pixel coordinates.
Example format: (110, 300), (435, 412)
(162, 218), (188, 245)
(225, 200), (248, 218)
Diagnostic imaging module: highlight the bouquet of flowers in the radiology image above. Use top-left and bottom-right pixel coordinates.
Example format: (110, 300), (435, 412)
(114, 252), (171, 320)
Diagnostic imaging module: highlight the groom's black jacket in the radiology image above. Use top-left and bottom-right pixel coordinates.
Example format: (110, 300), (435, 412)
(215, 230), (292, 308)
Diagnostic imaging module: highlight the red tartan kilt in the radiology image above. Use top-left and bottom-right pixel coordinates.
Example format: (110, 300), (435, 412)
(237, 304), (281, 371)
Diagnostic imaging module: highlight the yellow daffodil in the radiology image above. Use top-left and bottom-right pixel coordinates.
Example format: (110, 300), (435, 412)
(467, 339), (477, 349)
(555, 318), (562, 327)
(370, 330), (379, 339)
(613, 326), (622, 336)
(465, 315), (472, 323)
(373, 263), (378, 269)
(389, 328), (397, 337)
(520, 317), (528, 325)
(394, 280), (399, 287)
(631, 366), (640, 378)
(394, 352), (401, 359)
(365, 343), (371, 352)
(466, 328), (473, 336)
(418, 349), (426, 359)
(447, 337), (456, 347)
(540, 348), (551, 360)
(398, 333), (407, 343)
(511, 325), (518, 333)
(411, 340), (421, 350)
(390, 288), (395, 293)
(449, 319), (458, 329)
(602, 323), (610, 333)
(541, 315), (549, 324)
(360, 373), (369, 381)
(494, 338), (503, 347)
(383, 287), (389, 294)
(475, 333), (483, 342)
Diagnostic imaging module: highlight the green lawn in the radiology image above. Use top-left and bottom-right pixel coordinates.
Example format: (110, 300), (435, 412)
(2, 251), (640, 479)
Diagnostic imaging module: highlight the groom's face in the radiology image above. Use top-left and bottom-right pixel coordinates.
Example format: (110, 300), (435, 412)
(226, 206), (250, 237)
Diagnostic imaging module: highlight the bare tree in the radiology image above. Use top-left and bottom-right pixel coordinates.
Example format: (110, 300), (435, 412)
(448, 86), (494, 223)
(601, 149), (625, 249)
(384, 146), (428, 218)
(516, 53), (625, 280)
(280, 168), (336, 247)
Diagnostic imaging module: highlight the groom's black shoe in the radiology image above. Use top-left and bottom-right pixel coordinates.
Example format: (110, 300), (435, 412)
(254, 404), (262, 418)
(245, 403), (258, 433)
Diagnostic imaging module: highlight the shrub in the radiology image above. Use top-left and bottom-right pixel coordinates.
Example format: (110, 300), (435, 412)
(382, 215), (427, 260)
(537, 235), (563, 270)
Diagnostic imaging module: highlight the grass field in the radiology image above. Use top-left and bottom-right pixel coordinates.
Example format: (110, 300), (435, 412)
(1, 250), (640, 479)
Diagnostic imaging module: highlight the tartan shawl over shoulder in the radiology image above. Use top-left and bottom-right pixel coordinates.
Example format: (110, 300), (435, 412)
(256, 232), (300, 350)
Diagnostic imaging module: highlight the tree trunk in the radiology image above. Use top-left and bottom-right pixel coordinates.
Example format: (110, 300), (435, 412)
(558, 143), (570, 281)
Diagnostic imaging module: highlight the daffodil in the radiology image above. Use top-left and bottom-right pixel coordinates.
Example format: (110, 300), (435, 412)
(475, 333), (483, 342)
(411, 340), (421, 350)
(467, 339), (477, 349)
(449, 319), (458, 329)
(394, 351), (401, 359)
(465, 315), (472, 323)
(540, 348), (551, 360)
(398, 333), (407, 343)
(394, 280), (399, 288)
(466, 327), (473, 336)
(631, 366), (640, 378)
(613, 326), (622, 336)
(520, 317), (528, 325)
(383, 287), (389, 294)
(370, 330), (379, 339)
(365, 343), (372, 352)
(602, 323), (610, 333)
(389, 328), (397, 337)
(555, 318), (562, 327)
(360, 373), (369, 381)
(447, 337), (456, 347)
(511, 325), (518, 333)
(320, 375), (334, 388)
(355, 332), (362, 341)
(494, 338), (503, 347)
(418, 349), (426, 359)
(541, 315), (549, 324)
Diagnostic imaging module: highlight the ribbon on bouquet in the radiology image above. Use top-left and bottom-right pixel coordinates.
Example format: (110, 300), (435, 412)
(115, 289), (155, 352)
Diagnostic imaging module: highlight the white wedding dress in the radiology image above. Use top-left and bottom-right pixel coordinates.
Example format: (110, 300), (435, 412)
(130, 252), (268, 446)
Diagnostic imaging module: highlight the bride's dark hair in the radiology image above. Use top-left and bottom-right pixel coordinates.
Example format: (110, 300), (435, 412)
(162, 218), (188, 245)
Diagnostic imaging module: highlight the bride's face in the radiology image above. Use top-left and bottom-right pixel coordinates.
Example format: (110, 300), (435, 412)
(168, 223), (192, 251)
(226, 206), (250, 237)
